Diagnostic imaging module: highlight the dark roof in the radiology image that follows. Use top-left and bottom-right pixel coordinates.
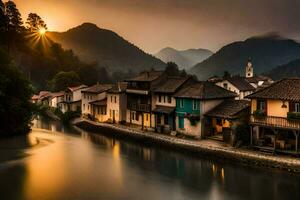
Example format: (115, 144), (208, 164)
(50, 91), (65, 99)
(108, 82), (127, 93)
(90, 98), (107, 106)
(82, 84), (113, 94)
(226, 76), (255, 91)
(152, 106), (175, 114)
(125, 70), (164, 82)
(68, 85), (87, 92)
(153, 76), (190, 93)
(175, 81), (237, 100)
(246, 75), (272, 83)
(205, 100), (250, 119)
(246, 78), (300, 101)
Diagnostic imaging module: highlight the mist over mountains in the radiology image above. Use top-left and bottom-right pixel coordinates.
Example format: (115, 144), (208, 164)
(154, 47), (213, 70)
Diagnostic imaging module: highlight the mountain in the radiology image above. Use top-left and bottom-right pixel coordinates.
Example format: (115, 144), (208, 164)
(48, 23), (165, 74)
(190, 34), (300, 80)
(265, 59), (300, 80)
(154, 47), (213, 70)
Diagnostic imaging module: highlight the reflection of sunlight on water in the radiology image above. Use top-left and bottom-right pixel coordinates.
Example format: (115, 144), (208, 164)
(143, 148), (151, 161)
(111, 141), (124, 189)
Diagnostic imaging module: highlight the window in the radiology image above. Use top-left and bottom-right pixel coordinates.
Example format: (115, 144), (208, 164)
(114, 96), (117, 103)
(163, 95), (166, 103)
(223, 83), (228, 89)
(158, 94), (162, 102)
(258, 100), (266, 111)
(168, 96), (172, 104)
(88, 105), (90, 111)
(193, 100), (198, 110)
(179, 99), (184, 108)
(111, 96), (113, 103)
(295, 103), (300, 112)
(83, 104), (85, 110)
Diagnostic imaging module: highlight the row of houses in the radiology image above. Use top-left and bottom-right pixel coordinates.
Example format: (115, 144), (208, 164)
(32, 61), (300, 155)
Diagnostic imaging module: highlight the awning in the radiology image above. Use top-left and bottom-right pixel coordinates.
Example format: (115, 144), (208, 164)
(90, 99), (107, 106)
(152, 106), (175, 114)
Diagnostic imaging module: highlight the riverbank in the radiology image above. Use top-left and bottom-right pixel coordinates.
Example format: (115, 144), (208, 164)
(75, 118), (300, 173)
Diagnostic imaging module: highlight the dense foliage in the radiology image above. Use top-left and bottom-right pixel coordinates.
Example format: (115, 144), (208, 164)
(265, 59), (300, 80)
(0, 48), (33, 136)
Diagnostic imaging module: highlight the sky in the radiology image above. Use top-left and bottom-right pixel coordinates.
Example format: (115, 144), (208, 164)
(14, 0), (300, 53)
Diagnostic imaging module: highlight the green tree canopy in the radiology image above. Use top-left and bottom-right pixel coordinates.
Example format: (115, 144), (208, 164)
(0, 48), (33, 136)
(48, 71), (81, 92)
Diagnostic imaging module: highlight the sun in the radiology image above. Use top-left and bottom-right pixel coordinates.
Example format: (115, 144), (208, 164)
(38, 27), (46, 35)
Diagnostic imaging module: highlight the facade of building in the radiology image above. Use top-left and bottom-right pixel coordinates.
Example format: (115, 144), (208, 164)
(49, 92), (65, 108)
(125, 70), (166, 129)
(204, 100), (250, 145)
(106, 82), (127, 123)
(152, 76), (191, 133)
(247, 78), (300, 154)
(174, 81), (237, 138)
(59, 85), (88, 113)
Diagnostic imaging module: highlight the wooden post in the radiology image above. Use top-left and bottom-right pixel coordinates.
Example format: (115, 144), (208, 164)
(250, 126), (253, 146)
(142, 113), (144, 130)
(272, 129), (278, 153)
(293, 130), (299, 153)
(150, 113), (152, 128)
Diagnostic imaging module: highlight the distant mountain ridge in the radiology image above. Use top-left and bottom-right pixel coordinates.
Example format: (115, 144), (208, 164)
(265, 59), (300, 80)
(190, 34), (300, 80)
(48, 23), (165, 74)
(154, 47), (213, 70)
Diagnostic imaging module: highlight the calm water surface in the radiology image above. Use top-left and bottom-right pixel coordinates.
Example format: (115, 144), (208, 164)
(0, 118), (299, 200)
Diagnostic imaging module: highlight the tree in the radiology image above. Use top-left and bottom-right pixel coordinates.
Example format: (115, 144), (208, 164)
(0, 48), (34, 136)
(165, 62), (180, 76)
(223, 71), (231, 79)
(5, 0), (23, 32)
(48, 71), (81, 92)
(26, 13), (47, 32)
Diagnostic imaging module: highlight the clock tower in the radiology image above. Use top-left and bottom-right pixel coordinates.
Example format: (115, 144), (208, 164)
(245, 58), (253, 78)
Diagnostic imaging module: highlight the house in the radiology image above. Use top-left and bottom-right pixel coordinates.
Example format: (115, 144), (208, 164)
(215, 59), (273, 99)
(125, 70), (166, 129)
(216, 76), (256, 100)
(204, 100), (250, 145)
(59, 85), (88, 113)
(49, 91), (65, 109)
(152, 76), (192, 133)
(31, 91), (52, 105)
(174, 81), (237, 138)
(81, 83), (112, 117)
(106, 82), (127, 123)
(247, 78), (300, 154)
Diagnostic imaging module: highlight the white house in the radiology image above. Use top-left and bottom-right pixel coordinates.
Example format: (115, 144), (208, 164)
(106, 82), (127, 123)
(59, 85), (88, 113)
(81, 83), (113, 122)
(49, 91), (65, 109)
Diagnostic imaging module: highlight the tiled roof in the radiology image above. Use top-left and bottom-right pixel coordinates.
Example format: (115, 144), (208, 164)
(205, 100), (250, 119)
(82, 84), (113, 94)
(125, 70), (164, 82)
(152, 106), (175, 114)
(246, 75), (272, 83)
(68, 85), (88, 92)
(246, 78), (300, 101)
(108, 82), (128, 93)
(226, 76), (255, 91)
(153, 76), (190, 93)
(50, 91), (65, 99)
(175, 81), (237, 100)
(90, 98), (107, 106)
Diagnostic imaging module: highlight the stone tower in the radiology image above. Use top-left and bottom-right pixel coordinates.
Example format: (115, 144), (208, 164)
(245, 58), (254, 78)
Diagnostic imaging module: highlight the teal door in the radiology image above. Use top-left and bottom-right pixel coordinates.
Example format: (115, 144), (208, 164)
(178, 116), (184, 129)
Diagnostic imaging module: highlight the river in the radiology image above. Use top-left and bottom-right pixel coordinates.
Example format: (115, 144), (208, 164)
(0, 118), (299, 200)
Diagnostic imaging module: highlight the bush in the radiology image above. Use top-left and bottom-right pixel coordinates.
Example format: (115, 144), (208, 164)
(253, 110), (266, 118)
(61, 111), (81, 123)
(287, 112), (300, 120)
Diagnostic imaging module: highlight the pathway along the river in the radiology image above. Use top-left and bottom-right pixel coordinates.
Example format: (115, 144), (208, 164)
(0, 118), (299, 200)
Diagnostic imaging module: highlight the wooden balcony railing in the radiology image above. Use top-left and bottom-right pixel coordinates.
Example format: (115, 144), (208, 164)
(128, 103), (151, 112)
(250, 115), (300, 130)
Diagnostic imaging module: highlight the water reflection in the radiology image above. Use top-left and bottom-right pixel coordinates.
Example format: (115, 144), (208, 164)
(0, 118), (299, 200)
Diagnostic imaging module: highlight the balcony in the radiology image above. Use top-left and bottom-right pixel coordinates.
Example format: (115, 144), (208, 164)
(250, 115), (300, 130)
(128, 103), (151, 112)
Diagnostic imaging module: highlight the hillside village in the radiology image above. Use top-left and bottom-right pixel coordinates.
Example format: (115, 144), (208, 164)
(32, 60), (300, 156)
